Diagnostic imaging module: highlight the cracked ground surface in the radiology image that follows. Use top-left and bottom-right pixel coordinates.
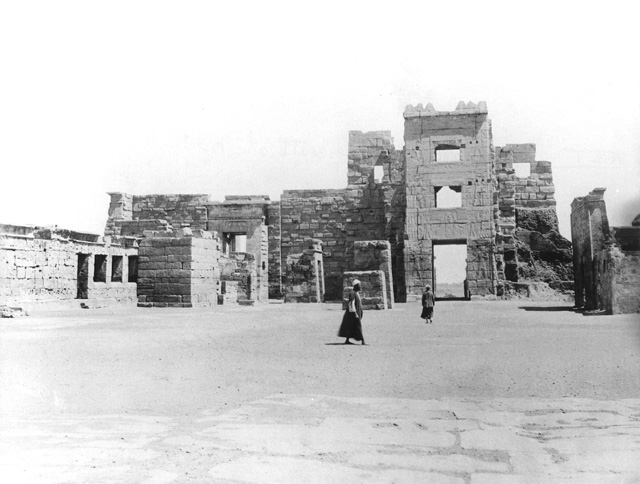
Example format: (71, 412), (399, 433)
(1, 300), (639, 483)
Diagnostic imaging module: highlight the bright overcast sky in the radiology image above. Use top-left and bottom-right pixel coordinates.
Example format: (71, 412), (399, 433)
(1, 1), (638, 239)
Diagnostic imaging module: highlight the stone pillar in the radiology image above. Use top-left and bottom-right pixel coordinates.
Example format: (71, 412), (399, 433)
(283, 238), (324, 303)
(353, 240), (394, 308)
(342, 270), (387, 310)
(137, 230), (220, 308)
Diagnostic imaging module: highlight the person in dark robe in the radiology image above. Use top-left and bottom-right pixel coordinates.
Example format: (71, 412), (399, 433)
(338, 280), (365, 345)
(421, 284), (435, 324)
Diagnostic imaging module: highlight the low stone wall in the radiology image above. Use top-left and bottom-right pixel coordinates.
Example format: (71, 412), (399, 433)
(0, 224), (137, 308)
(342, 270), (387, 310)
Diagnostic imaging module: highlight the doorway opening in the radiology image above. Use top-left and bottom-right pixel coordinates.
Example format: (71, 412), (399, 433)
(111, 256), (123, 282)
(93, 255), (107, 283)
(222, 233), (247, 255)
(77, 253), (89, 299)
(128, 256), (138, 283)
(432, 241), (468, 299)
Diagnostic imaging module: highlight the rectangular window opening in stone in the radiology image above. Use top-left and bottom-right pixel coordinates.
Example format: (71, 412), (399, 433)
(435, 145), (461, 162)
(434, 186), (462, 208)
(223, 233), (247, 255)
(432, 242), (468, 299)
(373, 165), (384, 183)
(111, 255), (123, 282)
(93, 254), (107, 283)
(514, 163), (531, 178)
(128, 256), (138, 283)
(77, 253), (90, 299)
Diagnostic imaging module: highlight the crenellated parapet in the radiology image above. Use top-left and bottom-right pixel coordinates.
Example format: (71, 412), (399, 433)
(404, 101), (488, 118)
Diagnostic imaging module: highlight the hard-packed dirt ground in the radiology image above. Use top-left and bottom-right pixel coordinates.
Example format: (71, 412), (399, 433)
(1, 301), (639, 483)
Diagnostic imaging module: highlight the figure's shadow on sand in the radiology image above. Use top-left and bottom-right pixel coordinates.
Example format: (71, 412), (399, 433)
(325, 342), (364, 345)
(519, 306), (575, 312)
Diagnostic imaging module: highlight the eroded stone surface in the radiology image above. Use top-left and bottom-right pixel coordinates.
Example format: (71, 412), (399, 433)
(3, 395), (639, 484)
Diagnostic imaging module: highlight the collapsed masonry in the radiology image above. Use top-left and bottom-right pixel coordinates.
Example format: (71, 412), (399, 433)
(1, 102), (574, 309)
(571, 189), (640, 314)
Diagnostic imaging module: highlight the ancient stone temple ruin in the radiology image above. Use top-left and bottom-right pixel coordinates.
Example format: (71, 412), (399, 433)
(1, 102), (575, 310)
(571, 188), (640, 314)
(274, 102), (572, 302)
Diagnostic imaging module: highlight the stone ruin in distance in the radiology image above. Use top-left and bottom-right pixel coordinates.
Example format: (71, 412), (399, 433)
(1, 101), (581, 310)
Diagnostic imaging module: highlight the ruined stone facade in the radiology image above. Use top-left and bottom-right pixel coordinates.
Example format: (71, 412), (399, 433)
(571, 189), (640, 314)
(1, 224), (138, 309)
(105, 193), (270, 305)
(1, 102), (574, 309)
(273, 102), (571, 302)
(403, 103), (495, 298)
(277, 130), (406, 301)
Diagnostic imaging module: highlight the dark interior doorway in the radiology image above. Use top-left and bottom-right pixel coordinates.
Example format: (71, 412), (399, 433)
(77, 253), (89, 299)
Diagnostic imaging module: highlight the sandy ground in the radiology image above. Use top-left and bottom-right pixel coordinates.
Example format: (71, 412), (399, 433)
(1, 301), (640, 482)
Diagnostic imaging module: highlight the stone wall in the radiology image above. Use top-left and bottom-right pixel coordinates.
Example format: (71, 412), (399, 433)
(279, 189), (352, 300)
(278, 130), (405, 302)
(348, 131), (406, 301)
(206, 196), (269, 302)
(403, 102), (497, 299)
(342, 270), (387, 310)
(496, 144), (557, 210)
(0, 224), (138, 308)
(137, 230), (219, 308)
(353, 240), (394, 308)
(106, 193), (270, 302)
(494, 144), (573, 296)
(267, 202), (283, 299)
(609, 241), (640, 314)
(106, 193), (210, 236)
(571, 188), (639, 314)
